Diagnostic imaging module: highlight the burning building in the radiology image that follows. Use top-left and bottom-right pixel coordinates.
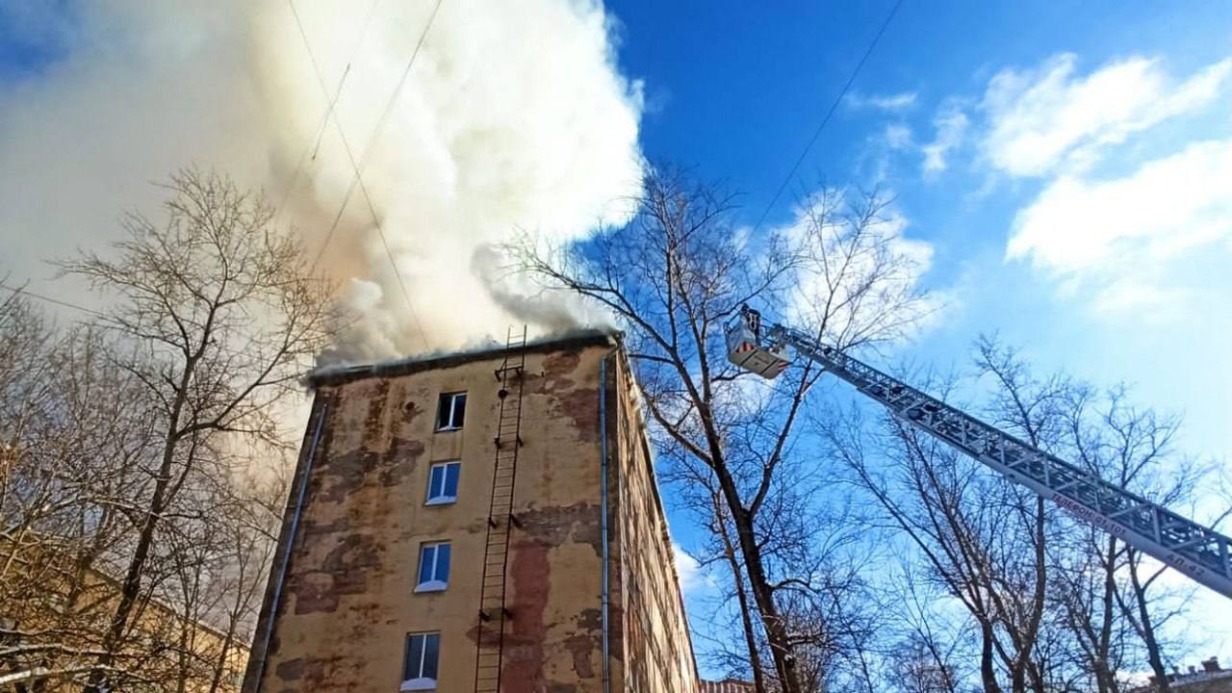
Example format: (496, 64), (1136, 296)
(241, 330), (698, 692)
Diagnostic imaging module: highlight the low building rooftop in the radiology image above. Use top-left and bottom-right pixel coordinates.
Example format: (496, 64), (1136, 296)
(306, 328), (618, 388)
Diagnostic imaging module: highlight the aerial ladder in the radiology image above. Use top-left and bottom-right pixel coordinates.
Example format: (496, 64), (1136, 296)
(726, 306), (1232, 599)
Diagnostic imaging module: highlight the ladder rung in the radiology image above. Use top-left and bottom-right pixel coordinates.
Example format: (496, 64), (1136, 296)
(478, 330), (528, 690)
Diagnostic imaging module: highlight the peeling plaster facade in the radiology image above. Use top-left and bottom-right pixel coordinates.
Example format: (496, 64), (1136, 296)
(242, 332), (699, 692)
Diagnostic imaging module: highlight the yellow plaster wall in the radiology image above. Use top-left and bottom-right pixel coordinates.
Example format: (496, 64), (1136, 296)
(247, 338), (697, 693)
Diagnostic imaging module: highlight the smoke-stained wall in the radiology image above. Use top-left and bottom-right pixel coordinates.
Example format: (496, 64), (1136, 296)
(610, 351), (701, 693)
(243, 334), (697, 692)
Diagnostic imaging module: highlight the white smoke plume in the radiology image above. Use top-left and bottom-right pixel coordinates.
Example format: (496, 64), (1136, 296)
(0, 0), (644, 362)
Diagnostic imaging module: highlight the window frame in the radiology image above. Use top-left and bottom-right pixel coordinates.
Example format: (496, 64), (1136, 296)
(401, 632), (440, 691)
(425, 461), (461, 506)
(415, 541), (452, 593)
(435, 391), (467, 431)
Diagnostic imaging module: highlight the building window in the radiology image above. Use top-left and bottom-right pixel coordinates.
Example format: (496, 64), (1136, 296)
(436, 391), (467, 431)
(426, 461), (460, 505)
(401, 632), (440, 691)
(416, 542), (451, 592)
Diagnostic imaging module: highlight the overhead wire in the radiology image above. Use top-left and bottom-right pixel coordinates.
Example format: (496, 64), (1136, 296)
(0, 282), (108, 319)
(308, 0), (444, 270)
(289, 0), (444, 351)
(749, 0), (907, 235)
(272, 0), (380, 223)
(2, 3), (439, 338)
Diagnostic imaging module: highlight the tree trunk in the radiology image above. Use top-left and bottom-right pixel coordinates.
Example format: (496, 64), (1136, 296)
(729, 496), (804, 693)
(716, 495), (768, 693)
(88, 475), (168, 688)
(89, 363), (192, 690)
(1095, 535), (1120, 693)
(1129, 552), (1170, 693)
(980, 622), (1002, 693)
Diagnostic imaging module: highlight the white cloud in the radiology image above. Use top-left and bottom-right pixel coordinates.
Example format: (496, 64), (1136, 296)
(673, 543), (708, 595)
(921, 106), (969, 175)
(982, 54), (1232, 177)
(1008, 138), (1232, 311)
(781, 190), (938, 344)
(846, 90), (918, 112)
(884, 123), (913, 150)
(1090, 279), (1192, 318)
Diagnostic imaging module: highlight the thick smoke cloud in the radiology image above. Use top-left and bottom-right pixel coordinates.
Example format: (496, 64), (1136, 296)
(0, 0), (644, 362)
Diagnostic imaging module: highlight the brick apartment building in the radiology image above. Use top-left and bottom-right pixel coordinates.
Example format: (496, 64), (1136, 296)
(241, 330), (699, 692)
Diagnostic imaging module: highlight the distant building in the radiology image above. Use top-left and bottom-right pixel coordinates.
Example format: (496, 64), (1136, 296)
(242, 331), (699, 692)
(700, 679), (758, 693)
(1133, 657), (1232, 693)
(0, 535), (247, 691)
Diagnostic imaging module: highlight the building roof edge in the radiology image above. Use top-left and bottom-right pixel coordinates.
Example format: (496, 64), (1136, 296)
(305, 328), (619, 388)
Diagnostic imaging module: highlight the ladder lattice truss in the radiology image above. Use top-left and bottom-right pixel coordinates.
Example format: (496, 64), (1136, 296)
(474, 326), (528, 693)
(773, 324), (1232, 599)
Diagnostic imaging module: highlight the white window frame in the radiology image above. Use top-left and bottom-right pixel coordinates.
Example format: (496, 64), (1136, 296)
(435, 391), (466, 431)
(415, 541), (451, 593)
(401, 632), (440, 691)
(425, 461), (461, 506)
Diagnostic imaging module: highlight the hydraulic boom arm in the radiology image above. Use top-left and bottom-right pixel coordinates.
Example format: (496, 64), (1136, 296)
(726, 308), (1232, 599)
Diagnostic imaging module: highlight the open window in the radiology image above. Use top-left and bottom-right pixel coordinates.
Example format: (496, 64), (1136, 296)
(435, 392), (467, 431)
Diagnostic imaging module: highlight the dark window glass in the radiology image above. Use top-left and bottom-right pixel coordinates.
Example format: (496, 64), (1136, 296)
(403, 632), (440, 681)
(422, 633), (440, 679)
(436, 392), (467, 430)
(404, 634), (423, 680)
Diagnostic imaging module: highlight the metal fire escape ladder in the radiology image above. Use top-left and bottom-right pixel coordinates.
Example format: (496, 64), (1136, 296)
(474, 326), (528, 693)
(769, 323), (1232, 600)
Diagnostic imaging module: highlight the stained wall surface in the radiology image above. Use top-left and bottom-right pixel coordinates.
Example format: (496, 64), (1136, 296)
(243, 334), (698, 693)
(609, 352), (699, 693)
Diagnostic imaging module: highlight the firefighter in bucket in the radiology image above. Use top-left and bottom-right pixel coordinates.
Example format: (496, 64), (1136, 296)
(725, 305), (792, 379)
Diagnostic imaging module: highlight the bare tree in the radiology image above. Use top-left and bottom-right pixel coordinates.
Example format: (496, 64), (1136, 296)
(823, 345), (1068, 693)
(1, 295), (156, 689)
(514, 168), (931, 693)
(880, 566), (965, 693)
(58, 169), (337, 690)
(823, 335), (1225, 693)
(689, 481), (769, 692)
(1040, 384), (1179, 693)
(888, 632), (961, 693)
(1115, 457), (1214, 692)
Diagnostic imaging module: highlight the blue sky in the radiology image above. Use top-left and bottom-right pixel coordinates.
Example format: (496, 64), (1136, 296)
(609, 0), (1232, 671)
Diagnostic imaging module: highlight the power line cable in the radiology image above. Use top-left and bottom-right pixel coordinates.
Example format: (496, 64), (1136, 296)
(290, 0), (442, 350)
(310, 0), (444, 269)
(749, 0), (906, 235)
(0, 282), (108, 319)
(272, 0), (381, 223)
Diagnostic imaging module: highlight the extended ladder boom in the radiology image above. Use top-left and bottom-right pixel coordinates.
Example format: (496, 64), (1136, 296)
(751, 319), (1232, 598)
